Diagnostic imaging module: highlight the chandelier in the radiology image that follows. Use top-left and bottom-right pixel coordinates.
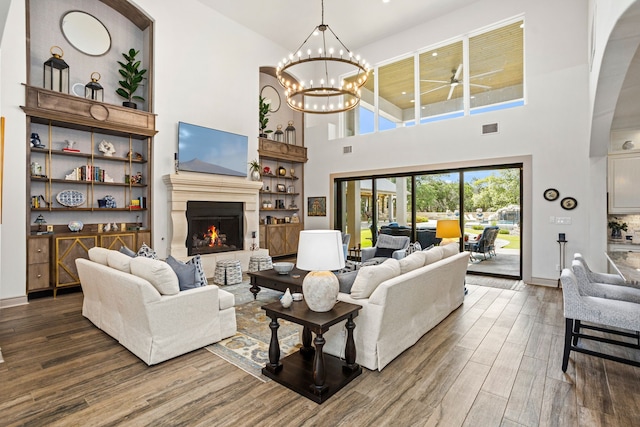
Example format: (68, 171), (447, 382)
(276, 0), (370, 114)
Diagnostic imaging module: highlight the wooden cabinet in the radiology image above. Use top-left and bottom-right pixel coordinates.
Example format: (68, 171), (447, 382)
(608, 153), (640, 213)
(27, 236), (51, 292)
(264, 224), (302, 257)
(23, 86), (157, 295)
(258, 138), (307, 257)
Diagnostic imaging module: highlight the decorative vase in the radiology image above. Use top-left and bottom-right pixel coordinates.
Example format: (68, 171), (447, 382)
(251, 170), (261, 181)
(612, 229), (622, 239)
(302, 271), (339, 312)
(280, 288), (293, 308)
(123, 101), (137, 109)
(68, 220), (83, 232)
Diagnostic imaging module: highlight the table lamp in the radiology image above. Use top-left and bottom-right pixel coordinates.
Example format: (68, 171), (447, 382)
(296, 230), (345, 312)
(436, 219), (461, 245)
(34, 214), (47, 232)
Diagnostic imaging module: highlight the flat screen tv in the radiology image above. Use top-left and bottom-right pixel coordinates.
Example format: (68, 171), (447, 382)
(177, 121), (248, 177)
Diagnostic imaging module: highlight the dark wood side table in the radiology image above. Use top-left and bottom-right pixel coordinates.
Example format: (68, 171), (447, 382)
(261, 300), (362, 404)
(247, 267), (306, 299)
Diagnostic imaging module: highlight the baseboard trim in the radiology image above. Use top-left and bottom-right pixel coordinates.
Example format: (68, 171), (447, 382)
(529, 277), (559, 287)
(0, 295), (29, 309)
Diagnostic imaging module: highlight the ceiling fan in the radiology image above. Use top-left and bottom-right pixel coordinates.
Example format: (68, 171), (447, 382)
(420, 64), (501, 100)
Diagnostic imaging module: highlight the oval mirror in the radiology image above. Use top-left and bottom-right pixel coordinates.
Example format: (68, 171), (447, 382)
(61, 11), (111, 56)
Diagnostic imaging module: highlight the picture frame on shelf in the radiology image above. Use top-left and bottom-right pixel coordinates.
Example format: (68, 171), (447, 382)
(277, 184), (286, 192)
(308, 196), (326, 216)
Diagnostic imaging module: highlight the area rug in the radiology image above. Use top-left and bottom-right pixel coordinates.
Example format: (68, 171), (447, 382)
(466, 274), (525, 290)
(205, 282), (301, 382)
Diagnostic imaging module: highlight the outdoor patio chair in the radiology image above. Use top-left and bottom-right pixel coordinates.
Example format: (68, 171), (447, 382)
(361, 234), (410, 263)
(559, 268), (640, 371)
(466, 226), (499, 260)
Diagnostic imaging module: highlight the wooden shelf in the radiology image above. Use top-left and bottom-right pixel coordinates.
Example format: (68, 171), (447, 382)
(261, 174), (299, 181)
(31, 207), (148, 212)
(260, 208), (299, 212)
(260, 191), (300, 196)
(31, 177), (146, 187)
(31, 148), (147, 163)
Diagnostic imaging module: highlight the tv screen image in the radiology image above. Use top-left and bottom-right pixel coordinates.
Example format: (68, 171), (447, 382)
(177, 122), (248, 177)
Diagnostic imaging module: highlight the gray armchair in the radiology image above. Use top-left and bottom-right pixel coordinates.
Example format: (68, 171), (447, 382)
(361, 234), (410, 263)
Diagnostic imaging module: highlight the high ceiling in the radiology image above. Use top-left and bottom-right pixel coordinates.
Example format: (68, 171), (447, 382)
(200, 0), (640, 132)
(197, 0), (481, 51)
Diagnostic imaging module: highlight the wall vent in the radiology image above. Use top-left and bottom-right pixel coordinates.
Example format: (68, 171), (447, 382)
(482, 123), (499, 134)
(343, 145), (353, 154)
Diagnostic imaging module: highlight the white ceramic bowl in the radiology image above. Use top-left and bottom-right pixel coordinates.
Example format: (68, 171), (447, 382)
(292, 292), (303, 301)
(273, 262), (294, 275)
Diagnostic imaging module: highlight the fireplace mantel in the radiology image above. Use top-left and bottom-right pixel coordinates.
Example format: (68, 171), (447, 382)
(163, 173), (267, 274)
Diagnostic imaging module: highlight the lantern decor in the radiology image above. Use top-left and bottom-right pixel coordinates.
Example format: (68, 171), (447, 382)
(273, 124), (284, 143)
(43, 46), (70, 93)
(285, 121), (296, 145)
(85, 72), (104, 102)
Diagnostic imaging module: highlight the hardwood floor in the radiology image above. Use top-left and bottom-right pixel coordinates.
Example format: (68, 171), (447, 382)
(1, 283), (640, 426)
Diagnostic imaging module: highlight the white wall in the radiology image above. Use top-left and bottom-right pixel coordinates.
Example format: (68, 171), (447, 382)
(0, 0), (288, 303)
(304, 0), (600, 284)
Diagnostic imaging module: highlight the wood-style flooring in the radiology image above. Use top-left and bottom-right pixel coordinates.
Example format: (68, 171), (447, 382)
(1, 283), (639, 426)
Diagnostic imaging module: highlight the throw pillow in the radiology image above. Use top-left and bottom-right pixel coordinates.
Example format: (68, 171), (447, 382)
(130, 257), (180, 295)
(441, 242), (460, 258)
(107, 250), (133, 273)
(350, 258), (401, 299)
(405, 241), (422, 255)
(398, 251), (427, 274)
(186, 254), (207, 286)
(88, 247), (110, 265)
(374, 247), (396, 258)
(376, 233), (409, 250)
(424, 246), (444, 265)
(137, 243), (158, 259)
(166, 255), (199, 291)
(119, 245), (137, 257)
(334, 270), (359, 294)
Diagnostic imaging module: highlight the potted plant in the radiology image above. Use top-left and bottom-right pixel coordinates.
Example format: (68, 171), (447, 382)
(608, 218), (628, 239)
(116, 48), (147, 109)
(259, 96), (273, 138)
(249, 160), (261, 181)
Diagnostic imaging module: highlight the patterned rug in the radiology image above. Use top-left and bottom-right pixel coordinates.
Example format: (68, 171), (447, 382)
(205, 282), (301, 382)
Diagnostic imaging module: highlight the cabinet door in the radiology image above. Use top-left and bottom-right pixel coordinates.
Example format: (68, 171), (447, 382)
(285, 224), (302, 254)
(259, 224), (266, 249)
(27, 236), (51, 292)
(609, 154), (640, 213)
(55, 235), (97, 289)
(267, 226), (286, 257)
(100, 233), (135, 251)
(136, 231), (151, 250)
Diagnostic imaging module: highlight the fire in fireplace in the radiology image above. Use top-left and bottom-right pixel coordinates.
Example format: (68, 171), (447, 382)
(186, 201), (244, 256)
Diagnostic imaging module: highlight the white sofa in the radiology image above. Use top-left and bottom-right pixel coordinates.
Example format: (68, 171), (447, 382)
(323, 243), (469, 371)
(76, 247), (237, 365)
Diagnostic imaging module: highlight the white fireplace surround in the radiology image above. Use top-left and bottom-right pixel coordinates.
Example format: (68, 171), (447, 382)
(163, 173), (268, 277)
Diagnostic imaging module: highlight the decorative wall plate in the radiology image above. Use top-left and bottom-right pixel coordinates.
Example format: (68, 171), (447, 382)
(56, 189), (86, 207)
(543, 188), (559, 201)
(560, 197), (577, 210)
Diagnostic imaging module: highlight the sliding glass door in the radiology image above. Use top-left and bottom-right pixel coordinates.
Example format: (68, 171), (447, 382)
(335, 164), (522, 279)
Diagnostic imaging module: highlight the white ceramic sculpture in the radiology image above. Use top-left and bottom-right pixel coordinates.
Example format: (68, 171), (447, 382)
(280, 288), (293, 308)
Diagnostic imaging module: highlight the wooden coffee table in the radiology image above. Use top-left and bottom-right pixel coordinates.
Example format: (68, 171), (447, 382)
(261, 300), (362, 404)
(247, 267), (306, 299)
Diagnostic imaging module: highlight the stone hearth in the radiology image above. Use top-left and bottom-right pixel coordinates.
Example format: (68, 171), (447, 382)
(163, 173), (267, 276)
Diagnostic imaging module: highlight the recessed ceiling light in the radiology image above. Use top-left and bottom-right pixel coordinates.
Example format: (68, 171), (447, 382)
(410, 99), (415, 103)
(432, 52), (438, 57)
(402, 91), (406, 95)
(383, 0), (391, 3)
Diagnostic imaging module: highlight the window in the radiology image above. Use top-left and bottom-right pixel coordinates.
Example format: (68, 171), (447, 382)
(342, 19), (524, 137)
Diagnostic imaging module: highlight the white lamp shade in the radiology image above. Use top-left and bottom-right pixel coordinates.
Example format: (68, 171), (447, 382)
(296, 230), (345, 271)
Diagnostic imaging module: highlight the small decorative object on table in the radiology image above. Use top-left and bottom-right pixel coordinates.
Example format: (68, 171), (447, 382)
(249, 160), (261, 181)
(68, 220), (83, 232)
(278, 166), (287, 176)
(63, 140), (79, 152)
(280, 288), (293, 308)
(30, 133), (45, 148)
(285, 120), (296, 145)
(273, 262), (294, 275)
(273, 124), (284, 142)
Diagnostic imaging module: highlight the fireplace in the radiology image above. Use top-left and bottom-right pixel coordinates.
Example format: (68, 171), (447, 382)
(186, 201), (243, 256)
